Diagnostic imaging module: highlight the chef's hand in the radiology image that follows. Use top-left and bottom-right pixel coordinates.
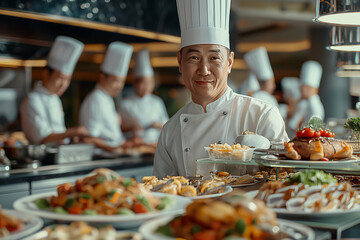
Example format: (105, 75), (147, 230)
(67, 126), (90, 138)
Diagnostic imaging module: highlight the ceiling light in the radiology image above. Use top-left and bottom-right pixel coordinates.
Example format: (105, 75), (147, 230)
(314, 0), (360, 26)
(329, 26), (360, 51)
(336, 52), (360, 69)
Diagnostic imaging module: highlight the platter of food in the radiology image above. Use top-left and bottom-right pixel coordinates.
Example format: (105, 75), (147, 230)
(205, 143), (255, 161)
(247, 170), (360, 218)
(257, 154), (360, 166)
(13, 168), (191, 228)
(0, 208), (43, 240)
(139, 193), (315, 240)
(22, 221), (141, 240)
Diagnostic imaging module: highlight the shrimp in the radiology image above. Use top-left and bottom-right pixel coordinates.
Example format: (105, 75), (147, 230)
(284, 142), (301, 160)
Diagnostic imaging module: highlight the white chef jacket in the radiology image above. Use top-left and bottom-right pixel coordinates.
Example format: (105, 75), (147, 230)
(153, 87), (289, 177)
(79, 84), (125, 147)
(287, 94), (325, 133)
(20, 82), (66, 144)
(252, 90), (279, 108)
(119, 94), (169, 144)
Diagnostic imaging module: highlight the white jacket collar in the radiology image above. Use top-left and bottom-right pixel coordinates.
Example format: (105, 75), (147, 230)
(188, 87), (234, 114)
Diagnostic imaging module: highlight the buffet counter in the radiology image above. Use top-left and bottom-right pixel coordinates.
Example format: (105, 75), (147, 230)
(0, 156), (154, 209)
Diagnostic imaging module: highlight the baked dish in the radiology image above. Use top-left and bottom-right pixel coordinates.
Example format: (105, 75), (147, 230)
(255, 170), (360, 212)
(155, 192), (285, 240)
(34, 168), (174, 215)
(0, 206), (24, 237)
(284, 127), (353, 160)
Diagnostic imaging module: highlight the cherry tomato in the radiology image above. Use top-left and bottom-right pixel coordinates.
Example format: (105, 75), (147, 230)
(314, 131), (321, 138)
(133, 202), (148, 213)
(322, 158), (329, 161)
(296, 129), (306, 138)
(324, 131), (332, 138)
(304, 128), (315, 138)
(331, 132), (335, 138)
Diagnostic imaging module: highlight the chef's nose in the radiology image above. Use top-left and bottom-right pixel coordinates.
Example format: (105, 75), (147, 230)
(197, 60), (210, 76)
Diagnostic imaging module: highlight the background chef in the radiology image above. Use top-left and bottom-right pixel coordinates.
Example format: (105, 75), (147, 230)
(118, 49), (169, 145)
(79, 42), (133, 151)
(244, 47), (279, 108)
(288, 60), (324, 132)
(280, 77), (301, 138)
(20, 36), (88, 144)
(238, 73), (260, 97)
(153, 0), (289, 178)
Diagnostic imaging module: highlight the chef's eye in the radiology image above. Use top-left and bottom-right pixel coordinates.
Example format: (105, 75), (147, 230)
(210, 56), (221, 60)
(188, 56), (199, 60)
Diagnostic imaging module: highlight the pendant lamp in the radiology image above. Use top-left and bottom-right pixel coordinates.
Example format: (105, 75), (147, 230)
(314, 0), (360, 26)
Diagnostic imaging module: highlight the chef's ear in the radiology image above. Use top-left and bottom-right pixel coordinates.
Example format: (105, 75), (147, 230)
(177, 50), (182, 73)
(227, 51), (234, 74)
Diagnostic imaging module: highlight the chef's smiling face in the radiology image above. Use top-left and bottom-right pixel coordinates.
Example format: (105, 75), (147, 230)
(177, 44), (234, 108)
(43, 68), (72, 96)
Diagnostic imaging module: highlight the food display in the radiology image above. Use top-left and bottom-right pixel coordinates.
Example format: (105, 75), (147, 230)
(254, 168), (293, 181)
(0, 206), (24, 237)
(155, 193), (277, 240)
(38, 221), (141, 240)
(34, 168), (175, 215)
(142, 172), (236, 197)
(206, 143), (255, 161)
(255, 170), (360, 213)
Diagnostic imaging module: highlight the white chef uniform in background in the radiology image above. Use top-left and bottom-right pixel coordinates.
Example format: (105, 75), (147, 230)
(280, 77), (301, 138)
(244, 47), (279, 108)
(79, 42), (133, 147)
(119, 49), (169, 144)
(238, 73), (260, 96)
(20, 36), (83, 144)
(288, 61), (324, 132)
(154, 0), (289, 177)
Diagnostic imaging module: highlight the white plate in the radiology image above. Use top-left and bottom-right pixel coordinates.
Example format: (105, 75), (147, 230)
(23, 229), (140, 240)
(0, 209), (43, 240)
(257, 154), (360, 166)
(13, 192), (191, 229)
(188, 185), (233, 199)
(247, 190), (360, 218)
(139, 216), (315, 240)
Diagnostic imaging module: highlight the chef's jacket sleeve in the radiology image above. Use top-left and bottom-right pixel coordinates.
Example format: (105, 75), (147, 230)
(257, 107), (290, 142)
(83, 99), (103, 137)
(157, 100), (169, 124)
(20, 96), (53, 144)
(308, 96), (325, 120)
(153, 129), (178, 178)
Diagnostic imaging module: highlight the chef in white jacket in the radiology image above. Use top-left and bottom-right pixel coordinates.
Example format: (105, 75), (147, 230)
(288, 61), (325, 132)
(280, 77), (301, 138)
(118, 49), (169, 144)
(79, 42), (133, 150)
(20, 36), (88, 144)
(153, 0), (289, 177)
(244, 47), (279, 108)
(238, 73), (260, 96)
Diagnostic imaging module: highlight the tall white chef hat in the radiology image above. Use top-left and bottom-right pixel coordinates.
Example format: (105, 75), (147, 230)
(281, 77), (301, 101)
(47, 36), (84, 75)
(244, 47), (274, 82)
(176, 0), (231, 49)
(239, 73), (260, 95)
(133, 49), (154, 77)
(300, 60), (323, 88)
(101, 42), (133, 77)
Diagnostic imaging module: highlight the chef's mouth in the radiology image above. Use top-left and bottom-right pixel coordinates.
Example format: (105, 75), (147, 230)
(195, 80), (214, 85)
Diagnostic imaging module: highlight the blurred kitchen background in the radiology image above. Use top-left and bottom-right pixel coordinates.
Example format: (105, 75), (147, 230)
(0, 0), (357, 135)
